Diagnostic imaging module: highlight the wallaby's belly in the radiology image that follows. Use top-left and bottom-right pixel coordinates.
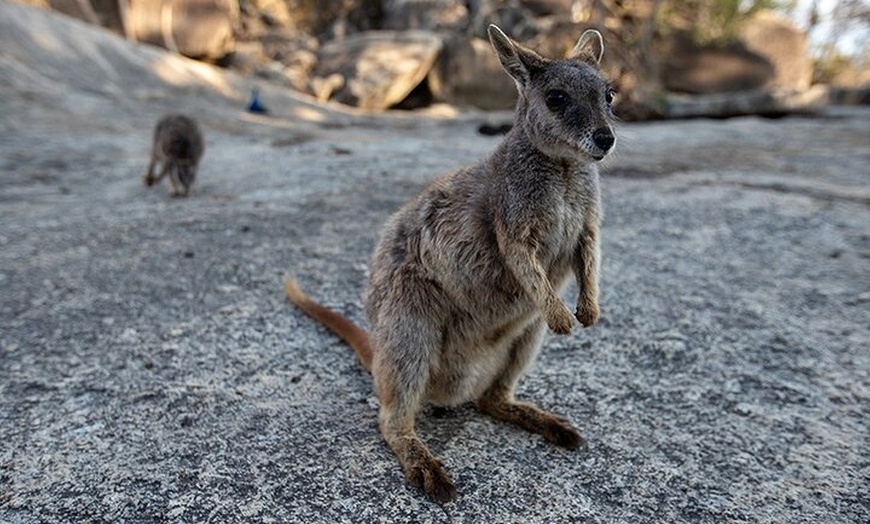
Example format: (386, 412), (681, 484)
(366, 175), (582, 408)
(418, 231), (575, 406)
(425, 316), (539, 406)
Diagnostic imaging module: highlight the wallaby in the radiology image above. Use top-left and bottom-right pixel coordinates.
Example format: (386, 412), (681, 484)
(285, 24), (616, 503)
(143, 114), (204, 197)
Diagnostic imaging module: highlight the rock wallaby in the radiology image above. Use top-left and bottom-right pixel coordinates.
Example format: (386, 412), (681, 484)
(285, 24), (616, 503)
(143, 114), (204, 197)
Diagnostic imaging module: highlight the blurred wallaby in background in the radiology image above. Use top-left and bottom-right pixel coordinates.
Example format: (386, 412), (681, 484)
(144, 114), (204, 197)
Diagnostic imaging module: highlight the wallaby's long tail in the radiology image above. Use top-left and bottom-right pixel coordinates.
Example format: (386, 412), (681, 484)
(284, 278), (373, 372)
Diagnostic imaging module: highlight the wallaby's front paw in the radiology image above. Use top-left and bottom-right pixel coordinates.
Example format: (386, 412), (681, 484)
(546, 304), (574, 335)
(575, 301), (599, 328)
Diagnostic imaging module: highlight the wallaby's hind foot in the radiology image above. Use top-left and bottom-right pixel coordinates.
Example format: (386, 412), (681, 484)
(143, 159), (157, 186)
(389, 435), (457, 503)
(477, 394), (587, 450)
(168, 177), (189, 197)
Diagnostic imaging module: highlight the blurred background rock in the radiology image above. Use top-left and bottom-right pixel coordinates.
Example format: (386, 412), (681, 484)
(14, 0), (870, 118)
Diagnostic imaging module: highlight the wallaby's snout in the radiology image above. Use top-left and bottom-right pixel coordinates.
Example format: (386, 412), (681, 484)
(593, 128), (615, 153)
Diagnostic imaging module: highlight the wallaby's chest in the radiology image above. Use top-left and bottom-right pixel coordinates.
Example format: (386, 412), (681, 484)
(529, 170), (600, 262)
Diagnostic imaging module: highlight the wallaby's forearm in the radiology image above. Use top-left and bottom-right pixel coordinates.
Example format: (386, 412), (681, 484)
(574, 224), (601, 327)
(495, 220), (574, 334)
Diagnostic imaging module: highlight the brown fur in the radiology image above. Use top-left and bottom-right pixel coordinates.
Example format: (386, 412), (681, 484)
(143, 113), (204, 197)
(285, 25), (616, 503)
(284, 279), (374, 371)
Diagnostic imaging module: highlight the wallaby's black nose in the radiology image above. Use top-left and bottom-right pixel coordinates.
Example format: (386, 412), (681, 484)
(593, 128), (614, 152)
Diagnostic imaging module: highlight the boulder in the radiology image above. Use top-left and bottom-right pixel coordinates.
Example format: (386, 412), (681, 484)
(310, 30), (443, 110)
(123, 0), (239, 61)
(661, 13), (812, 97)
(428, 35), (516, 110)
(662, 32), (774, 94)
(739, 10), (813, 92)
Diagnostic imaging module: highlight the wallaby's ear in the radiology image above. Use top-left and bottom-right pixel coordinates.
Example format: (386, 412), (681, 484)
(488, 24), (545, 89)
(571, 29), (604, 66)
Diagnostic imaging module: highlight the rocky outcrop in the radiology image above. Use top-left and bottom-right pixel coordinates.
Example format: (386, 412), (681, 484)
(739, 10), (813, 93)
(660, 11), (813, 97)
(310, 30), (443, 110)
(124, 0), (239, 61)
(22, 0), (822, 118)
(657, 11), (818, 118)
(662, 33), (774, 95)
(427, 35), (516, 110)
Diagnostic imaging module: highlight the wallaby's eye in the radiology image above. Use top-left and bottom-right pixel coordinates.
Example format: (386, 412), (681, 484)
(545, 90), (569, 111)
(605, 88), (615, 105)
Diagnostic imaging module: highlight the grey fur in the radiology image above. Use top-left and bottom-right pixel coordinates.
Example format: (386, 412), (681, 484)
(143, 114), (204, 197)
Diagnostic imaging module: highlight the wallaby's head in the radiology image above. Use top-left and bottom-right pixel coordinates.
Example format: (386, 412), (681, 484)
(488, 24), (616, 162)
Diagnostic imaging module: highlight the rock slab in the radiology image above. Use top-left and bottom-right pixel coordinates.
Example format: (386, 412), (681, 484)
(311, 30), (443, 110)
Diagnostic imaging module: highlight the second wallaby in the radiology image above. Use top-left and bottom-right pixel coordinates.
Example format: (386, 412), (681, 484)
(285, 24), (616, 503)
(143, 114), (204, 197)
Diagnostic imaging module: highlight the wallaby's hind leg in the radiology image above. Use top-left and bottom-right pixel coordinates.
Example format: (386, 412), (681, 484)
(373, 298), (457, 503)
(477, 321), (586, 449)
(167, 166), (186, 197)
(146, 161), (170, 188)
(479, 392), (585, 449)
(143, 156), (159, 186)
(380, 415), (456, 503)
